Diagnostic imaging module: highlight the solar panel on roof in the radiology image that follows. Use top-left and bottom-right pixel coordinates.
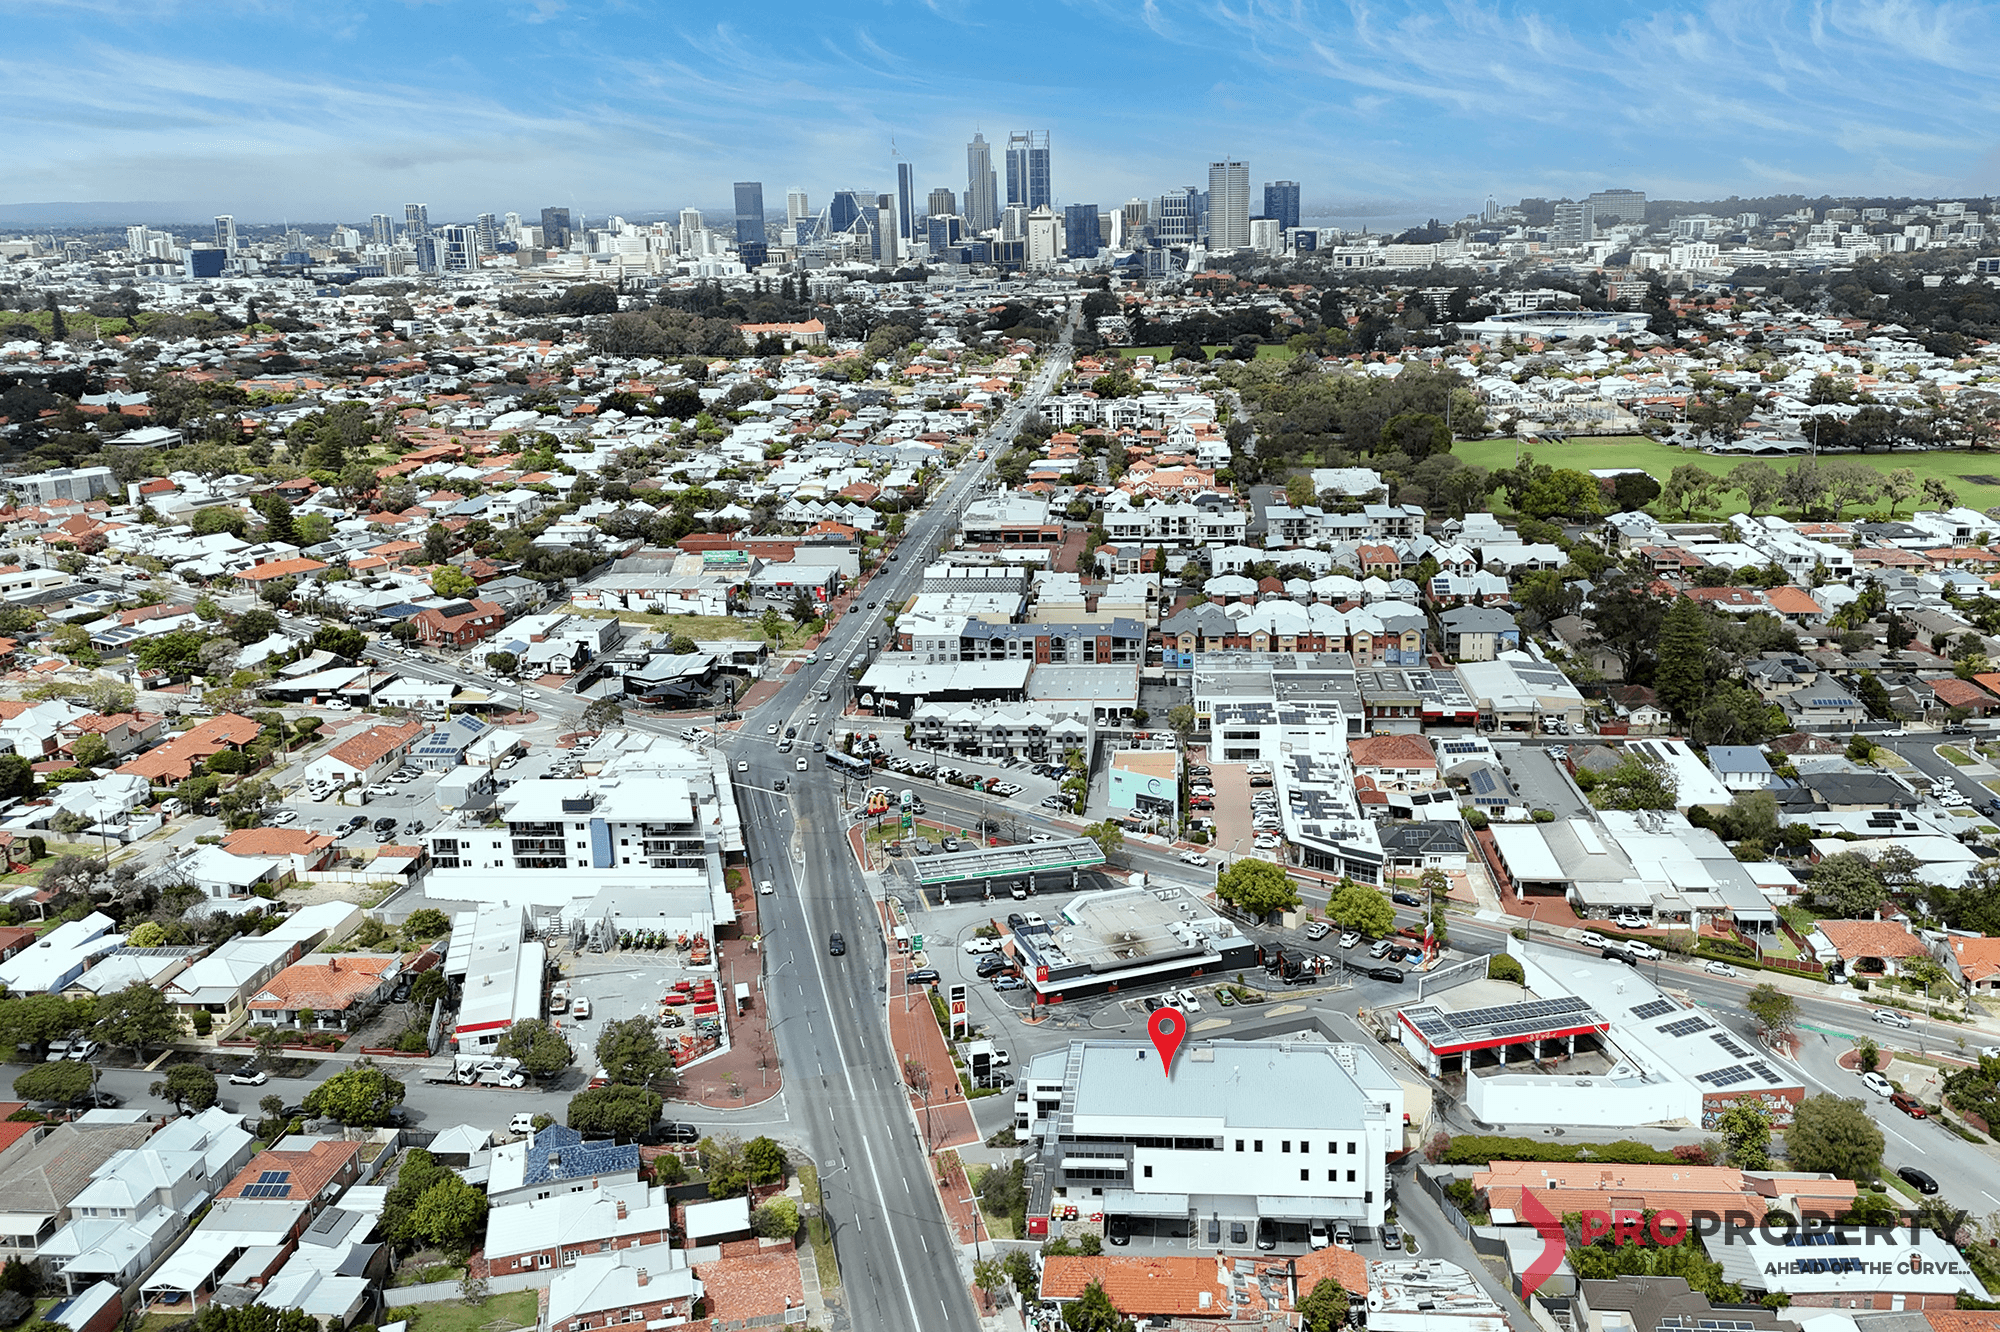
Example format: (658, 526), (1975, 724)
(1748, 1061), (1783, 1083)
(1630, 999), (1675, 1021)
(1711, 1032), (1751, 1058)
(257, 1170), (290, 1184)
(1659, 1016), (1712, 1038)
(1698, 1066), (1754, 1087)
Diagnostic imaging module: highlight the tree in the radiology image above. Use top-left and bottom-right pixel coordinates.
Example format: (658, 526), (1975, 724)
(1784, 1093), (1884, 1182)
(68, 733), (110, 769)
(152, 1062), (219, 1112)
(302, 1064), (406, 1125)
(93, 981), (182, 1058)
(1881, 466), (1919, 518)
(13, 1060), (92, 1104)
(1166, 704), (1197, 746)
(494, 1018), (574, 1077)
(1081, 820), (1124, 861)
(582, 697), (626, 733)
(1822, 460), (1879, 517)
(1856, 1038), (1880, 1074)
(1745, 983), (1799, 1043)
(567, 1084), (664, 1140)
(408, 1171), (489, 1258)
(1611, 471), (1662, 513)
(424, 523), (452, 564)
(1062, 1279), (1135, 1332)
(752, 1197), (801, 1238)
(1324, 879), (1395, 936)
(310, 624), (368, 659)
(974, 1256), (1009, 1308)
(1298, 1278), (1350, 1332)
(231, 609), (279, 645)
(745, 1135), (788, 1185)
(1216, 859), (1302, 918)
(431, 565), (476, 599)
(409, 969), (447, 1011)
(596, 1017), (671, 1085)
(1514, 467), (1604, 522)
(485, 650), (518, 675)
(1778, 459), (1828, 520)
(1809, 851), (1886, 919)
(1921, 476), (1958, 512)
(1284, 473), (1317, 507)
(1585, 755), (1678, 811)
(1653, 597), (1711, 721)
(0, 754), (32, 801)
(41, 855), (99, 896)
(404, 908), (450, 940)
(1716, 1100), (1772, 1170)
(1660, 464), (1722, 520)
(1379, 412), (1451, 461)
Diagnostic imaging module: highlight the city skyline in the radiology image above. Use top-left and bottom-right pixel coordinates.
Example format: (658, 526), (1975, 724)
(6, 1), (1998, 221)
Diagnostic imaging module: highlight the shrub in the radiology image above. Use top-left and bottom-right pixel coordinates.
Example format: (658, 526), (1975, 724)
(752, 1198), (801, 1238)
(191, 1010), (213, 1036)
(1437, 1134), (1677, 1167)
(1487, 954), (1525, 984)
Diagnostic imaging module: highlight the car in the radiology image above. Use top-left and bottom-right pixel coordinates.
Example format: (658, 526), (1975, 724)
(1381, 1223), (1404, 1251)
(1604, 946), (1640, 967)
(1142, 996), (1163, 1013)
(1981, 1045), (2000, 1060)
(372, 816), (397, 831)
(1190, 785), (1215, 796)
(993, 976), (1026, 991)
(828, 933), (846, 956)
(525, 690), (543, 701)
(510, 1112), (538, 1134)
(964, 937), (1003, 955)
(1369, 939), (1394, 958)
(1870, 1008), (1913, 1028)
(1624, 941), (1660, 960)
(1253, 834), (1283, 849)
(1338, 931), (1361, 950)
(228, 1067), (269, 1086)
(389, 979), (412, 1003)
(1891, 1091), (1928, 1119)
(1897, 1165), (1940, 1195)
(1006, 913), (1028, 930)
(1861, 1071), (1893, 1098)
(1391, 891), (1421, 907)
(64, 1040), (101, 1061)
(1703, 960), (1737, 977)
(976, 955), (1015, 978)
(1229, 1221), (1248, 1246)
(1304, 921), (1330, 940)
(906, 968), (941, 985)
(1179, 851), (1208, 867)
(867, 600), (877, 609)
(975, 1072), (1014, 1089)
(1578, 931), (1609, 950)
(1176, 987), (1202, 1012)
(785, 726), (797, 739)
(759, 880), (774, 896)
(652, 1121), (702, 1145)
(1612, 912), (1647, 930)
(767, 724), (779, 735)
(571, 998), (592, 1020)
(1256, 1217), (1278, 1251)
(795, 757), (808, 770)
(1365, 965), (1405, 983)
(991, 1048), (1011, 1066)
(1106, 1216), (1130, 1246)
(813, 742), (826, 753)
(737, 760), (750, 772)
(1309, 1221), (1330, 1250)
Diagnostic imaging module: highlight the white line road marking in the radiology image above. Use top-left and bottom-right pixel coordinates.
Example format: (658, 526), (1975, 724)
(861, 1133), (926, 1330)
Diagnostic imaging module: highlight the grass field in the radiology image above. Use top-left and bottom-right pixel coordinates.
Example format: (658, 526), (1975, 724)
(1118, 343), (1296, 362)
(569, 607), (817, 649)
(402, 1291), (538, 1332)
(1452, 435), (2000, 517)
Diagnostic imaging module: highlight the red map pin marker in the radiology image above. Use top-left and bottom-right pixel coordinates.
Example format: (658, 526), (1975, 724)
(1148, 1006), (1188, 1078)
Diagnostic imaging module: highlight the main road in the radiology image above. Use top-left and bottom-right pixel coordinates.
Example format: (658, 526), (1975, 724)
(724, 338), (1075, 1332)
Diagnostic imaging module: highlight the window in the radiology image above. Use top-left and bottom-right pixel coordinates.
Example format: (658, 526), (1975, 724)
(1235, 1139), (1244, 1152)
(1143, 1166), (1153, 1179)
(1328, 1170), (1337, 1183)
(1300, 1169), (1310, 1182)
(1328, 1142), (1338, 1154)
(1347, 1141), (1357, 1154)
(1300, 1141), (1309, 1154)
(1282, 1141), (1291, 1153)
(1347, 1170), (1356, 1183)
(1253, 1140), (1263, 1153)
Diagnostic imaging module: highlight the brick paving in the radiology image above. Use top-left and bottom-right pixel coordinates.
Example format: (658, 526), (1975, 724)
(670, 864), (783, 1108)
(879, 901), (980, 1151)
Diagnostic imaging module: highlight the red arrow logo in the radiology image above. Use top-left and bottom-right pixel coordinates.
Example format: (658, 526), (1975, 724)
(1516, 1186), (1567, 1297)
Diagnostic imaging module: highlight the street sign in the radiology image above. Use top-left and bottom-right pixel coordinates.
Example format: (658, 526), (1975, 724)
(912, 935), (923, 953)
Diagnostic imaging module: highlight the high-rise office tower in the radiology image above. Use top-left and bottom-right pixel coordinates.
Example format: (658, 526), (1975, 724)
(1002, 206), (1029, 242)
(213, 215), (237, 253)
(1123, 199), (1149, 230)
(896, 162), (916, 241)
(540, 206), (572, 251)
(926, 215), (962, 251)
(965, 133), (998, 232)
(733, 182), (765, 245)
(1206, 161), (1250, 249)
(503, 211), (523, 241)
(786, 189), (810, 228)
(475, 213), (499, 254)
(404, 203), (430, 238)
(1063, 204), (1100, 259)
(1586, 188), (1646, 227)
(440, 225), (478, 272)
(126, 225), (150, 256)
(829, 191), (865, 235)
(370, 214), (392, 247)
(679, 207), (706, 253)
(1005, 131), (1051, 210)
(1026, 209), (1058, 266)
(1262, 181), (1300, 232)
(927, 187), (956, 220)
(1482, 195), (1498, 223)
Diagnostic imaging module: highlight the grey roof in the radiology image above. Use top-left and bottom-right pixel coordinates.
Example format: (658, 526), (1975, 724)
(1378, 822), (1468, 857)
(1706, 745), (1771, 774)
(1437, 605), (1519, 631)
(1070, 1040), (1368, 1131)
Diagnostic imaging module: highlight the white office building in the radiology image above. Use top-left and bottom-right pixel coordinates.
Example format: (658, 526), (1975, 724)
(1206, 160), (1250, 250)
(1019, 1038), (1403, 1241)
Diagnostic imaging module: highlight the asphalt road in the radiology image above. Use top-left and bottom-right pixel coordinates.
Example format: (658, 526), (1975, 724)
(715, 344), (1075, 1332)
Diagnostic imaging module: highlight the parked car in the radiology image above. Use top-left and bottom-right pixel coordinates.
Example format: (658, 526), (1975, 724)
(1578, 932), (1609, 950)
(1106, 1216), (1130, 1246)
(1861, 1071), (1893, 1098)
(1338, 931), (1361, 950)
(1890, 1091), (1928, 1119)
(906, 968), (941, 986)
(572, 998), (592, 1020)
(1309, 1221), (1329, 1250)
(993, 976), (1026, 991)
(1897, 1165), (1939, 1194)
(1624, 941), (1660, 961)
(1256, 1217), (1278, 1251)
(1381, 1223), (1403, 1251)
(1176, 987), (1202, 1012)
(228, 1067), (269, 1086)
(1304, 921), (1330, 941)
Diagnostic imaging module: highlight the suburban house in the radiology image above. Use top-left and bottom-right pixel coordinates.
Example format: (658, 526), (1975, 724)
(1949, 936), (2000, 995)
(483, 1180), (675, 1273)
(1810, 919), (1934, 980)
(1437, 605), (1521, 662)
(1707, 745), (1775, 792)
(295, 720), (426, 791)
(485, 1126), (641, 1208)
(546, 1246), (702, 1332)
(247, 954), (403, 1030)
(174, 843), (289, 901)
(411, 599), (507, 648)
(162, 902), (362, 1033)
(0, 1120), (157, 1260)
(115, 713), (263, 783)
(220, 828), (339, 877)
(1347, 733), (1440, 790)
(216, 1140), (362, 1217)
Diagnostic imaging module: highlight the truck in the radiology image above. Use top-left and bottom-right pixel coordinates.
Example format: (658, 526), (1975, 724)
(424, 1054), (528, 1087)
(548, 984), (570, 1015)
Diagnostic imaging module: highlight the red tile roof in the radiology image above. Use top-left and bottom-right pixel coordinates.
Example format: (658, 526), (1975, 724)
(1815, 919), (1928, 960)
(116, 713), (262, 782)
(218, 1140), (360, 1200)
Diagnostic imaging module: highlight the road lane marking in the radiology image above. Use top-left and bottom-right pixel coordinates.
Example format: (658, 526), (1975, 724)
(861, 1132), (926, 1331)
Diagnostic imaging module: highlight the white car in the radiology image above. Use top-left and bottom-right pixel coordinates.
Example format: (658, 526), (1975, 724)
(963, 937), (1003, 955)
(1253, 834), (1283, 849)
(991, 1048), (1011, 1066)
(767, 724), (780, 735)
(1703, 960), (1737, 978)
(1578, 931), (1610, 950)
(758, 880), (774, 895)
(228, 1068), (269, 1086)
(1176, 987), (1202, 1013)
(737, 760), (749, 772)
(1624, 941), (1660, 960)
(510, 1113), (537, 1134)
(1861, 1071), (1893, 1098)
(1338, 931), (1361, 950)
(1179, 852), (1208, 867)
(1022, 913), (1045, 928)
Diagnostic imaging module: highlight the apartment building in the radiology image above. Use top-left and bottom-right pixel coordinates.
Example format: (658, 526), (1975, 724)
(428, 776), (707, 873)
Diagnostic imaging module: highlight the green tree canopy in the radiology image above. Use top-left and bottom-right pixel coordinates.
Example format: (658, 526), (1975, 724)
(302, 1064), (406, 1125)
(13, 1060), (93, 1104)
(94, 981), (183, 1058)
(1746, 983), (1798, 1040)
(153, 1062), (219, 1112)
(595, 1017), (671, 1086)
(1325, 879), (1395, 937)
(567, 1084), (662, 1141)
(494, 1018), (574, 1077)
(1809, 851), (1886, 919)
(1716, 1101), (1772, 1170)
(1653, 597), (1711, 721)
(1215, 860), (1302, 918)
(1298, 1277), (1350, 1332)
(1784, 1093), (1884, 1181)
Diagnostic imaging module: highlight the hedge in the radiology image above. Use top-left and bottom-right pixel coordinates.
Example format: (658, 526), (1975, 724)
(1437, 1135), (1681, 1166)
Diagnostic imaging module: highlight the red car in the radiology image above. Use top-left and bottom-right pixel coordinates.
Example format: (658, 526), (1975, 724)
(1890, 1091), (1928, 1119)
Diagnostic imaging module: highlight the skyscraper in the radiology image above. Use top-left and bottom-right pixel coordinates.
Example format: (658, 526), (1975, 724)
(1586, 188), (1646, 227)
(786, 189), (810, 228)
(927, 187), (956, 220)
(213, 215), (237, 253)
(965, 133), (998, 232)
(829, 191), (865, 235)
(1063, 203), (1100, 259)
(539, 206), (572, 251)
(370, 214), (392, 247)
(1153, 190), (1197, 245)
(1005, 131), (1051, 210)
(475, 213), (499, 255)
(1206, 161), (1250, 249)
(733, 182), (766, 245)
(440, 225), (478, 272)
(403, 203), (429, 238)
(1550, 199), (1594, 248)
(1123, 199), (1149, 230)
(896, 162), (916, 241)
(1262, 181), (1300, 232)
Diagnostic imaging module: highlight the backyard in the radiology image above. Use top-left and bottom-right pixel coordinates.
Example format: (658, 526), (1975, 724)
(401, 1290), (538, 1332)
(1451, 434), (2000, 517)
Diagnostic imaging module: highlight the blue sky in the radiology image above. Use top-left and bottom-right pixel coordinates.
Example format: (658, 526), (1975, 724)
(4, 0), (1998, 223)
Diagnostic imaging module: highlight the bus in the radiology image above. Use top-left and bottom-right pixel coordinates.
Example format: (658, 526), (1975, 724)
(826, 751), (871, 779)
